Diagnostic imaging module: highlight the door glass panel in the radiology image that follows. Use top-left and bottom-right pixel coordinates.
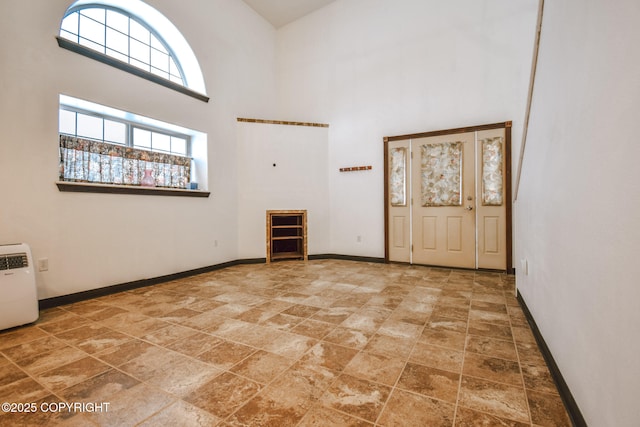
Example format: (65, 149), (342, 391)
(390, 147), (407, 206)
(481, 137), (504, 206)
(420, 141), (462, 206)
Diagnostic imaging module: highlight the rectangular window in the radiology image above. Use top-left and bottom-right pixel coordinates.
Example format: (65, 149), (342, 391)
(59, 107), (190, 157)
(58, 96), (199, 189)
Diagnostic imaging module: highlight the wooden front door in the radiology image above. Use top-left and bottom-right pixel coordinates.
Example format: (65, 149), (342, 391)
(384, 122), (512, 271)
(411, 132), (476, 268)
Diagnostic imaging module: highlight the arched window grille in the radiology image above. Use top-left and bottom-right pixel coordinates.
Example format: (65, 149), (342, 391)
(60, 6), (186, 86)
(57, 0), (208, 102)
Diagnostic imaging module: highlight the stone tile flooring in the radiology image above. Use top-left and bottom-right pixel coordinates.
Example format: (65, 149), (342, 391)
(0, 260), (572, 426)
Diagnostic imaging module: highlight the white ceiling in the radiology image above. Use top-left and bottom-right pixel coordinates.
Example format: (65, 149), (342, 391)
(242, 0), (336, 28)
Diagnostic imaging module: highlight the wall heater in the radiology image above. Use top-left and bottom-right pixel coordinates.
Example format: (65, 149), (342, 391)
(0, 243), (39, 330)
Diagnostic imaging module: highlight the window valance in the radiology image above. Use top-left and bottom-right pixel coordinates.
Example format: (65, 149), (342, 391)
(59, 135), (191, 189)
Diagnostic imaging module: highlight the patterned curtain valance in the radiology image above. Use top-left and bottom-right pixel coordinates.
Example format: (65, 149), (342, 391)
(59, 135), (191, 189)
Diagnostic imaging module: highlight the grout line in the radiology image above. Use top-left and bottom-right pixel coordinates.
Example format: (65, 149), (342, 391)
(508, 285), (535, 426)
(451, 271), (474, 426)
(373, 268), (446, 426)
(0, 326), (144, 425)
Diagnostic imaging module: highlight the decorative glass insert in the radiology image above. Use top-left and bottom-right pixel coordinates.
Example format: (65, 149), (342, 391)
(481, 137), (504, 206)
(420, 141), (462, 206)
(390, 147), (407, 206)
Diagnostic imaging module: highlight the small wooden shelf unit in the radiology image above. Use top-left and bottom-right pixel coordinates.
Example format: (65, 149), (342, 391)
(266, 210), (307, 262)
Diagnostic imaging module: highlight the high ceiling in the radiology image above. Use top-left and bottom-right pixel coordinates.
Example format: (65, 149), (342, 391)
(242, 0), (336, 28)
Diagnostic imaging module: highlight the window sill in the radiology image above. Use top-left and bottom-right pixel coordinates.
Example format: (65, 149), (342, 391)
(56, 181), (210, 198)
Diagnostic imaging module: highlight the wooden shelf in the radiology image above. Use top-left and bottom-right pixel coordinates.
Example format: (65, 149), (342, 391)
(266, 210), (307, 263)
(271, 251), (305, 260)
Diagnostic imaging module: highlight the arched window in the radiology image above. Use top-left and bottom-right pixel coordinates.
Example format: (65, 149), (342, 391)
(58, 0), (208, 101)
(61, 7), (185, 85)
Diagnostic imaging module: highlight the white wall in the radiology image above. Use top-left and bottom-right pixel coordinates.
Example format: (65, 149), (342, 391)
(237, 121), (330, 258)
(0, 0), (277, 299)
(515, 0), (640, 425)
(275, 0), (539, 257)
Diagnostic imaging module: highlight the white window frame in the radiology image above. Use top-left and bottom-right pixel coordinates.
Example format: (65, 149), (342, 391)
(59, 94), (208, 191)
(59, 105), (192, 158)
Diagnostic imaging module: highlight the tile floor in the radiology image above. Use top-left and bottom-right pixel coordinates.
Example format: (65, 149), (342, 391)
(0, 260), (572, 426)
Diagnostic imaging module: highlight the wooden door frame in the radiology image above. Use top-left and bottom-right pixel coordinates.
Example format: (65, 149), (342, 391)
(383, 121), (514, 273)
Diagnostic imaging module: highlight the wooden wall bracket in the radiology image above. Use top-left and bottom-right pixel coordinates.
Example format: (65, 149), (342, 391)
(339, 165), (372, 172)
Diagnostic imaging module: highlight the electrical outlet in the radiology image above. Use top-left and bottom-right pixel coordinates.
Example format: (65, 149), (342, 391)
(214, 240), (218, 247)
(520, 259), (528, 275)
(356, 235), (362, 243)
(37, 258), (49, 272)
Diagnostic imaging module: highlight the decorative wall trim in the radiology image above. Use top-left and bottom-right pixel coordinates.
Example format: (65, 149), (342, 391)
(517, 293), (588, 427)
(37, 255), (383, 310)
(237, 118), (329, 128)
(339, 166), (372, 172)
(56, 181), (210, 198)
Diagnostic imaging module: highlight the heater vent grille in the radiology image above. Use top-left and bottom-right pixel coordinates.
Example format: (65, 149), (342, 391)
(0, 253), (29, 271)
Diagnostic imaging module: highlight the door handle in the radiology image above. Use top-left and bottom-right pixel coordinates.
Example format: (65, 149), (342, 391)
(465, 205), (473, 211)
